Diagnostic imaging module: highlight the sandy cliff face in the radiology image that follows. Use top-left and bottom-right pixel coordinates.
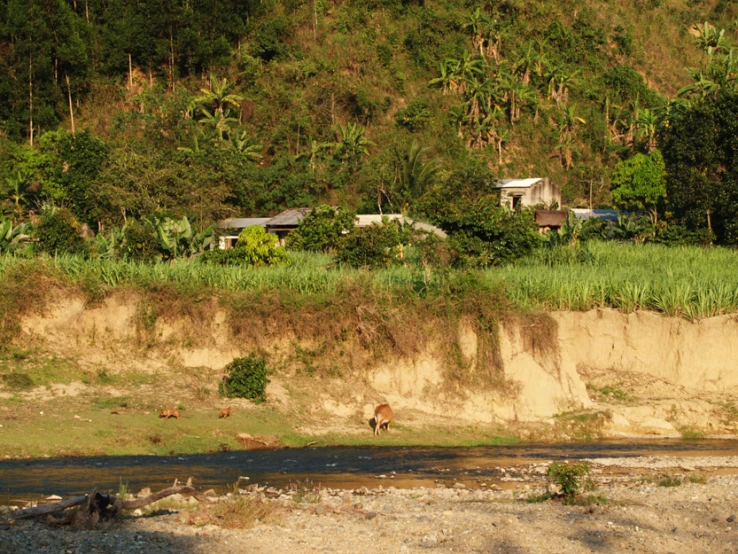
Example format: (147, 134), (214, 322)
(17, 295), (738, 437)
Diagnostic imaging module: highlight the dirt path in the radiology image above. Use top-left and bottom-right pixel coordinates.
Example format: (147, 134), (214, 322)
(3, 458), (738, 554)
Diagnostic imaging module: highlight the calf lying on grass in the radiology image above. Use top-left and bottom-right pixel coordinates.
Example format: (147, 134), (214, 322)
(159, 408), (179, 419)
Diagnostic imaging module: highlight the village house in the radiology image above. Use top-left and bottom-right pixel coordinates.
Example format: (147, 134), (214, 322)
(496, 177), (560, 209)
(216, 210), (445, 249)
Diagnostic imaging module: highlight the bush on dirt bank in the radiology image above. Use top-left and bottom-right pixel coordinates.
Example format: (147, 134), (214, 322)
(220, 354), (269, 403)
(36, 208), (88, 257)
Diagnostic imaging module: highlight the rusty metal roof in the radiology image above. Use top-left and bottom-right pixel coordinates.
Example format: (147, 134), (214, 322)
(265, 208), (311, 228)
(216, 218), (271, 229)
(535, 210), (568, 227)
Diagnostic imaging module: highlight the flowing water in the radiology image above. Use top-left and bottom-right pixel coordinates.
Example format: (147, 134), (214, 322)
(2, 440), (738, 505)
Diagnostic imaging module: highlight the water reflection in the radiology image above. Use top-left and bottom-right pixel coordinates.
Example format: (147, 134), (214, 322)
(1, 439), (737, 503)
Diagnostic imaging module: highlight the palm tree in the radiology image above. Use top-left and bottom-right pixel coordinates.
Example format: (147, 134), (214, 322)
(678, 69), (720, 98)
(400, 140), (441, 199)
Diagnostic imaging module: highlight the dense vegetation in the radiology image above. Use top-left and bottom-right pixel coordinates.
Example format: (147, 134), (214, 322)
(3, 240), (738, 319)
(1, 0), (738, 246)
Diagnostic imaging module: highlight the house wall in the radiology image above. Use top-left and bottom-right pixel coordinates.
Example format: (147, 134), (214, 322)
(499, 178), (560, 208)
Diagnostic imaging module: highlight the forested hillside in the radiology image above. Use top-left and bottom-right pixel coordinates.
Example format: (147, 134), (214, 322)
(0, 0), (737, 239)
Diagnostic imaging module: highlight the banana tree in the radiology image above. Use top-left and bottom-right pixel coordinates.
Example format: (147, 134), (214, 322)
(93, 226), (125, 259)
(188, 76), (244, 119)
(4, 173), (30, 218)
(296, 136), (331, 170)
(151, 216), (215, 259)
(231, 131), (263, 162)
(331, 123), (375, 165)
(0, 218), (29, 253)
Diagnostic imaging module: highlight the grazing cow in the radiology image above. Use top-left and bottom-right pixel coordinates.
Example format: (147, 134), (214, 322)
(159, 408), (179, 419)
(219, 406), (232, 419)
(373, 403), (393, 436)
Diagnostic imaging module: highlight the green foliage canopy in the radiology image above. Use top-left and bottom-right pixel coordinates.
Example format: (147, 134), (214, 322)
(610, 150), (666, 223)
(287, 205), (357, 252)
(660, 89), (738, 245)
(36, 208), (87, 256)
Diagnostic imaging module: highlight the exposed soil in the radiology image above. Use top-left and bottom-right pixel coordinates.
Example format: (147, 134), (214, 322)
(3, 457), (738, 553)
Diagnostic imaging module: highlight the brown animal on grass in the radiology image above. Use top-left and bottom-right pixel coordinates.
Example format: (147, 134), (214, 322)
(219, 406), (232, 419)
(159, 408), (179, 419)
(373, 403), (393, 436)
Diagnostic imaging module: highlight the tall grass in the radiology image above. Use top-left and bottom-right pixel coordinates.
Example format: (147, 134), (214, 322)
(3, 242), (738, 319)
(0, 251), (434, 296)
(491, 242), (738, 319)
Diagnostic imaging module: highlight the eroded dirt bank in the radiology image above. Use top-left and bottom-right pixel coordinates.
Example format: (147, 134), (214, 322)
(3, 292), (738, 449)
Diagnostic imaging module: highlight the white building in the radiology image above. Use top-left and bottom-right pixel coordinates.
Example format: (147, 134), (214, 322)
(495, 178), (560, 209)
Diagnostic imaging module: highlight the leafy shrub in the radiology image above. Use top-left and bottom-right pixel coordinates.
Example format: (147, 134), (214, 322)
(335, 220), (409, 268)
(219, 354), (269, 404)
(287, 205), (356, 252)
(440, 205), (541, 268)
(395, 99), (431, 132)
(548, 462), (591, 503)
(36, 208), (88, 256)
(1, 372), (34, 390)
(0, 218), (30, 254)
(201, 228), (286, 266)
(120, 219), (161, 262)
(651, 224), (715, 246)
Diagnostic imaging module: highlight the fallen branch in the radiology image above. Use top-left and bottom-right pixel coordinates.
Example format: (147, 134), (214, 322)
(10, 495), (89, 520)
(116, 477), (198, 511)
(10, 478), (199, 526)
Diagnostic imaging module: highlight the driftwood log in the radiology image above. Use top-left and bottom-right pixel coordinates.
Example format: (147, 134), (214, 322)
(10, 478), (199, 527)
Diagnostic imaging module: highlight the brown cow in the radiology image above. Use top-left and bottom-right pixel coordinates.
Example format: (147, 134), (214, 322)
(373, 403), (393, 436)
(219, 406), (232, 419)
(159, 408), (179, 420)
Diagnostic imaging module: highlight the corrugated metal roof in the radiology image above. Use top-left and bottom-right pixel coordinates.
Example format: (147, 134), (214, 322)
(408, 220), (447, 238)
(571, 209), (622, 221)
(266, 208), (311, 228)
(496, 178), (544, 189)
(535, 210), (568, 227)
(356, 214), (404, 226)
(216, 218), (271, 229)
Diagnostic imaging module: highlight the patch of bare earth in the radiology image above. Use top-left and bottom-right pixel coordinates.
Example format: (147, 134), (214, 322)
(4, 464), (738, 554)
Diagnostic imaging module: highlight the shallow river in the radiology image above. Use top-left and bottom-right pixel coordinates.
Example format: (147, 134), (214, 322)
(2, 440), (738, 504)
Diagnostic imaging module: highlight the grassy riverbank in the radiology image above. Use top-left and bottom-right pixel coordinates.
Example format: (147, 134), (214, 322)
(0, 347), (520, 459)
(2, 242), (738, 458)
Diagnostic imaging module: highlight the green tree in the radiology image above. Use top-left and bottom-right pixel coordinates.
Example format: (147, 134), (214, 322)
(611, 150), (667, 224)
(660, 89), (738, 244)
(236, 226), (286, 265)
(287, 205), (356, 252)
(36, 208), (87, 256)
(335, 219), (409, 269)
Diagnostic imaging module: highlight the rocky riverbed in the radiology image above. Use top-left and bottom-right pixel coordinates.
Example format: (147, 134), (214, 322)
(2, 456), (738, 554)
